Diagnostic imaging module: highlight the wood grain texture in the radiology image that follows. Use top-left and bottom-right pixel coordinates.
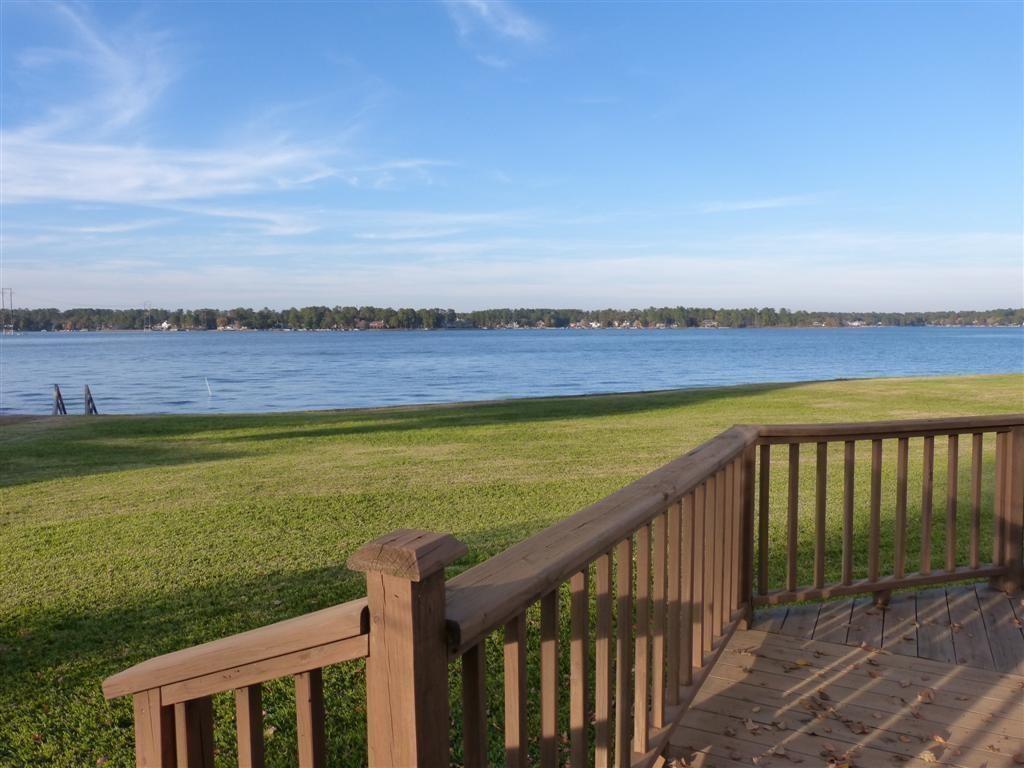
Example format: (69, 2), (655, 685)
(460, 643), (487, 768)
(234, 685), (264, 768)
(970, 433), (982, 569)
(132, 689), (175, 768)
(104, 598), (368, 700)
(650, 512), (666, 729)
(294, 670), (325, 768)
(758, 443), (770, 596)
(787, 443), (799, 592)
(842, 440), (855, 585)
(347, 528), (467, 581)
(613, 538), (633, 768)
(895, 437), (909, 579)
(503, 614), (528, 768)
(540, 590), (559, 768)
(595, 553), (613, 768)
(814, 442), (827, 590)
(921, 435), (935, 574)
(690, 486), (705, 672)
(569, 570), (589, 768)
(633, 526), (651, 753)
(173, 697), (214, 768)
(946, 434), (959, 573)
(869, 439), (882, 582)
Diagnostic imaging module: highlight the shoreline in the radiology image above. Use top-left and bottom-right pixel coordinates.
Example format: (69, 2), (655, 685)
(4, 324), (1024, 334)
(1, 372), (1020, 423)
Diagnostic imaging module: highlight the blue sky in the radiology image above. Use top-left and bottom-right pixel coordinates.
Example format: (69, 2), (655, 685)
(1, 1), (1021, 311)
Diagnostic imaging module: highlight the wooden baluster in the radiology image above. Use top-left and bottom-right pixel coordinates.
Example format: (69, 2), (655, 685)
(540, 591), (559, 768)
(970, 433), (982, 569)
(133, 689), (176, 768)
(595, 553), (613, 768)
(175, 697), (214, 768)
(740, 445), (756, 626)
(715, 469), (727, 632)
(787, 443), (799, 592)
(691, 484), (706, 669)
(235, 685), (265, 768)
(614, 538), (633, 768)
(294, 671), (325, 768)
(569, 570), (589, 768)
(842, 441), (855, 585)
(632, 526), (651, 755)
(921, 436), (934, 574)
(758, 444), (770, 595)
(704, 475), (720, 655)
(348, 529), (466, 768)
(869, 439), (882, 584)
(732, 456), (743, 610)
(461, 644), (487, 768)
(814, 442), (827, 589)
(993, 431), (1006, 568)
(665, 504), (681, 704)
(895, 437), (909, 579)
(946, 434), (959, 572)
(504, 614), (528, 768)
(679, 493), (694, 686)
(722, 462), (734, 618)
(650, 513), (667, 728)
(1005, 426), (1024, 592)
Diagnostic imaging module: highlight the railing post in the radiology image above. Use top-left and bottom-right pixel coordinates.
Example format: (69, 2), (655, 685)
(132, 689), (176, 767)
(739, 443), (756, 628)
(995, 427), (1024, 593)
(347, 529), (467, 768)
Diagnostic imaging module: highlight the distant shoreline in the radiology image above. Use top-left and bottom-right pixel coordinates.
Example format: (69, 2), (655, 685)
(5, 324), (1024, 334)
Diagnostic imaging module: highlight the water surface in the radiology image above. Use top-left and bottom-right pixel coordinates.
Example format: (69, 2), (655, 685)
(0, 327), (1021, 414)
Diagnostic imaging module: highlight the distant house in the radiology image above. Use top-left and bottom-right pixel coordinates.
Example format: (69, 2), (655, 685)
(701, 319), (719, 328)
(368, 320), (387, 329)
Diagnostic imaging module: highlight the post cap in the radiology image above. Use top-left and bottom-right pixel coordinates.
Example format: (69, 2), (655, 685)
(347, 529), (467, 581)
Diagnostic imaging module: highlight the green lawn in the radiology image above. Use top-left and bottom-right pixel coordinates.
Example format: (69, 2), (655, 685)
(1, 374), (1021, 767)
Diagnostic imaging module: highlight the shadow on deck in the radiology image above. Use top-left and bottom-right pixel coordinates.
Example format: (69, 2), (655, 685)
(668, 583), (1024, 767)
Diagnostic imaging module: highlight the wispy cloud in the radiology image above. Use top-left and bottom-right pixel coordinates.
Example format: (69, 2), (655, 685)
(444, 0), (544, 44)
(699, 195), (816, 214)
(1, 4), (446, 208)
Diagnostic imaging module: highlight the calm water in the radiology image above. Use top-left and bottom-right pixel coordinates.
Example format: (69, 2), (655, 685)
(0, 327), (1021, 415)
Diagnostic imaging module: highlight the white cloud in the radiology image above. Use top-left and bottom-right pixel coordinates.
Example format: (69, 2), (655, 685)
(699, 195), (816, 214)
(0, 4), (446, 208)
(444, 0), (544, 43)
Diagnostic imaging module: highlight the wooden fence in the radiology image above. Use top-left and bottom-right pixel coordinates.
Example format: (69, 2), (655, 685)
(102, 414), (1023, 767)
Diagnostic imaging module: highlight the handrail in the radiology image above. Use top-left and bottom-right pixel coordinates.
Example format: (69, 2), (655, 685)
(758, 413), (1024, 442)
(444, 424), (758, 655)
(102, 597), (368, 700)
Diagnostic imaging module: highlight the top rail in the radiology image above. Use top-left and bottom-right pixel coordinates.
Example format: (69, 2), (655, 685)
(444, 424), (758, 655)
(102, 597), (368, 699)
(757, 413), (1024, 443)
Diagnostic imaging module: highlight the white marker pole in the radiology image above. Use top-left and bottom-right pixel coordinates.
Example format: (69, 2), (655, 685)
(205, 377), (213, 396)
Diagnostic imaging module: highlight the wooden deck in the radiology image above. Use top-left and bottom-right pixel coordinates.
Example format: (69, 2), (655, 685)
(669, 626), (1024, 767)
(749, 584), (1024, 675)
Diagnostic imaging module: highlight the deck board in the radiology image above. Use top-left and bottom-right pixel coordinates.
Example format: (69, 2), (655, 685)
(881, 590), (919, 657)
(946, 585), (996, 670)
(669, 627), (1024, 768)
(752, 584), (1024, 674)
(845, 596), (884, 648)
(975, 585), (1024, 676)
(778, 602), (818, 639)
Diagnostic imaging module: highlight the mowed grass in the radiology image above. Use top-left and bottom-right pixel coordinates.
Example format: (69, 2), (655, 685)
(1, 374), (1021, 767)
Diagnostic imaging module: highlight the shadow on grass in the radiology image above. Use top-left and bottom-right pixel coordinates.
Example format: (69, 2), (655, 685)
(0, 380), (807, 489)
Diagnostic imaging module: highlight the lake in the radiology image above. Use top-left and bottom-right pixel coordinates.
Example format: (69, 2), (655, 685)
(0, 327), (1021, 415)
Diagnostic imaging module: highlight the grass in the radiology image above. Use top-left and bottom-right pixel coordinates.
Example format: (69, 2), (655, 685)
(1, 373), (1021, 766)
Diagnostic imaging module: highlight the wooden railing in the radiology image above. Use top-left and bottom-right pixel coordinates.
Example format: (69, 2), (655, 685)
(102, 414), (1023, 767)
(754, 414), (1024, 605)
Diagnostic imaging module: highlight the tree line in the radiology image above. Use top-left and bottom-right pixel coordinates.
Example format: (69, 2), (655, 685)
(4, 305), (1022, 332)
